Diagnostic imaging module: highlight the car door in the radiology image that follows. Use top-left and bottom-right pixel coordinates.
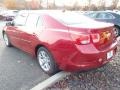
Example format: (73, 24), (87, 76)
(19, 14), (40, 54)
(6, 13), (28, 48)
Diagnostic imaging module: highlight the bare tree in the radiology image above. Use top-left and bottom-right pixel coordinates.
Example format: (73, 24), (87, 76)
(98, 0), (105, 10)
(47, 0), (48, 9)
(82, 6), (89, 11)
(72, 1), (80, 10)
(112, 0), (119, 9)
(53, 0), (56, 8)
(37, 0), (42, 9)
(88, 0), (92, 10)
(4, 0), (17, 9)
(90, 4), (98, 11)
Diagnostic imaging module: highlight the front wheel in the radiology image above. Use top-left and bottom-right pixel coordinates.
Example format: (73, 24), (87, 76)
(3, 32), (12, 47)
(37, 47), (59, 75)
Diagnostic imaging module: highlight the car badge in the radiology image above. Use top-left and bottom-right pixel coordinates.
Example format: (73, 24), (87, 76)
(100, 31), (111, 43)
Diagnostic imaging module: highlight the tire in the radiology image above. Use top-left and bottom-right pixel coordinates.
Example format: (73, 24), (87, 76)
(37, 47), (59, 75)
(114, 26), (120, 37)
(3, 32), (12, 47)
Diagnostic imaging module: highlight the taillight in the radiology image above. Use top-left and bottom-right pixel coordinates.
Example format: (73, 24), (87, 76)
(79, 35), (90, 44)
(91, 34), (100, 43)
(70, 32), (100, 45)
(70, 33), (90, 45)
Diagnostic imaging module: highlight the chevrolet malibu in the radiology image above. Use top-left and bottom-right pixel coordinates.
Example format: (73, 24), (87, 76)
(2, 11), (117, 75)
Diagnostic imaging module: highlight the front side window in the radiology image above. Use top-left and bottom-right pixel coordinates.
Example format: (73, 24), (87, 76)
(50, 12), (95, 25)
(14, 13), (28, 26)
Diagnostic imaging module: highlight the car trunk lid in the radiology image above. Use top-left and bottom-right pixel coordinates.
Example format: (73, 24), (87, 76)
(68, 22), (116, 50)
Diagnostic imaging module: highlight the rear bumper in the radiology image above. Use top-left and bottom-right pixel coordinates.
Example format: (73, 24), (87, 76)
(61, 57), (114, 72)
(59, 41), (117, 71)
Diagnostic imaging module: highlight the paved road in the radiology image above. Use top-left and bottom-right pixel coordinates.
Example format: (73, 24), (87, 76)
(0, 22), (49, 90)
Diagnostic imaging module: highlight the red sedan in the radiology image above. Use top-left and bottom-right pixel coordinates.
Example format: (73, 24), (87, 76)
(2, 11), (117, 75)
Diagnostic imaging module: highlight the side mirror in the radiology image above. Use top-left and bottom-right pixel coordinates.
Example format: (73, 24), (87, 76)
(6, 21), (14, 26)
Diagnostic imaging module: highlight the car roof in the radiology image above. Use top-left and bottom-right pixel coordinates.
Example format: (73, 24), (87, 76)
(18, 10), (93, 21)
(17, 10), (113, 29)
(18, 10), (66, 15)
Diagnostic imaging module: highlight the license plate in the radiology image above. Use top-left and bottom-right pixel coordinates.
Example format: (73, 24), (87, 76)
(107, 50), (113, 59)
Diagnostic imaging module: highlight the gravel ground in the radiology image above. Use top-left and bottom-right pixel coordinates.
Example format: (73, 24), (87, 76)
(47, 45), (120, 90)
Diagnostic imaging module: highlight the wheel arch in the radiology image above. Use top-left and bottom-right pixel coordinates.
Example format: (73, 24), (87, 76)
(35, 44), (50, 57)
(34, 44), (59, 65)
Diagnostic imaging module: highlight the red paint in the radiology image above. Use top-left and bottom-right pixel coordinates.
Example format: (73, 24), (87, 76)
(3, 13), (117, 72)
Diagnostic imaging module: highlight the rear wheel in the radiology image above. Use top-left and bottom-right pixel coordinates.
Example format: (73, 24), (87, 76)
(3, 32), (12, 47)
(37, 47), (59, 75)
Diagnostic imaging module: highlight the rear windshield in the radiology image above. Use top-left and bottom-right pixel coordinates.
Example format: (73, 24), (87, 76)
(49, 12), (95, 25)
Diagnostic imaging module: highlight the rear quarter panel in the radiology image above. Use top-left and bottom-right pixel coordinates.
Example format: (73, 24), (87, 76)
(34, 15), (77, 67)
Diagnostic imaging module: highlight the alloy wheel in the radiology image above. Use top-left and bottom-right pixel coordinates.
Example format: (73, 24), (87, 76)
(38, 50), (51, 72)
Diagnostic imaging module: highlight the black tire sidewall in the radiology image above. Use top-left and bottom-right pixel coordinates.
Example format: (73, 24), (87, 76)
(3, 33), (12, 47)
(115, 26), (120, 37)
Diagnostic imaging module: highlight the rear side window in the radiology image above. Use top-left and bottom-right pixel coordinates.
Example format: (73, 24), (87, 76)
(26, 14), (39, 27)
(50, 12), (95, 25)
(37, 17), (43, 27)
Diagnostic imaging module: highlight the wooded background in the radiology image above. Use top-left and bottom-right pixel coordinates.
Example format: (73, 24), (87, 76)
(1, 0), (120, 10)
